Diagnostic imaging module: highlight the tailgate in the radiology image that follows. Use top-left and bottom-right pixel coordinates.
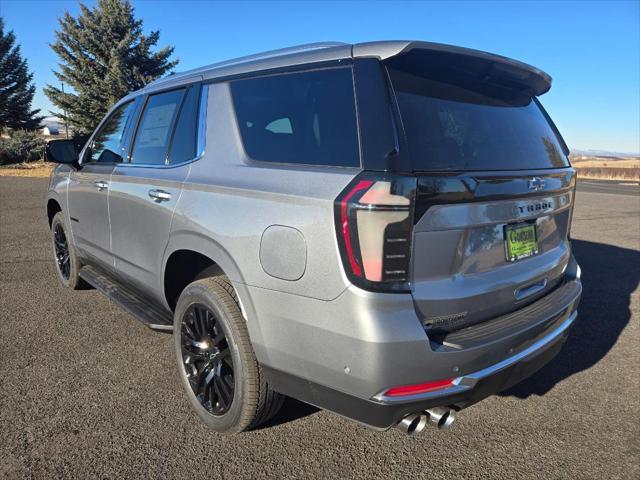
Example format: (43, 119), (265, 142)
(411, 170), (575, 332)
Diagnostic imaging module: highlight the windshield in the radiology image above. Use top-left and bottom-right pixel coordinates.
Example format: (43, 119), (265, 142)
(388, 67), (569, 171)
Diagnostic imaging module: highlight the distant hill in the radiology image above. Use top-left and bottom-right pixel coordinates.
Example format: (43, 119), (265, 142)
(571, 149), (639, 158)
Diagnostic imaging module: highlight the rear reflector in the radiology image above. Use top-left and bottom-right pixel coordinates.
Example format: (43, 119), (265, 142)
(384, 378), (455, 397)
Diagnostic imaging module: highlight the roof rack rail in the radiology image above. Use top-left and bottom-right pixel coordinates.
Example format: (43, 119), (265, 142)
(147, 42), (348, 87)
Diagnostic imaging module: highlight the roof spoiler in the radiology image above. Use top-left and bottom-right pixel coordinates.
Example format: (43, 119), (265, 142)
(353, 41), (552, 96)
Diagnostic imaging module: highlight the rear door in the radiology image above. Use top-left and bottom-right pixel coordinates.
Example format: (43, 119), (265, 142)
(108, 83), (205, 301)
(68, 100), (136, 268)
(386, 56), (575, 332)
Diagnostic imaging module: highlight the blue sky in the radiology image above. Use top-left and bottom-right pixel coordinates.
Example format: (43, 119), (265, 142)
(1, 0), (639, 153)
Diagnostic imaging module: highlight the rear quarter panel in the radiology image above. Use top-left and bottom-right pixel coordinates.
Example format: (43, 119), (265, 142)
(170, 82), (357, 300)
(168, 83), (360, 359)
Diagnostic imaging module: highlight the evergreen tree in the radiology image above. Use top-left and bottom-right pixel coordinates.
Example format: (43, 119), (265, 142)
(0, 18), (43, 131)
(44, 0), (178, 133)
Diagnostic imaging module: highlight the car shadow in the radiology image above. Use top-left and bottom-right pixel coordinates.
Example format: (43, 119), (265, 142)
(256, 396), (320, 429)
(500, 239), (639, 399)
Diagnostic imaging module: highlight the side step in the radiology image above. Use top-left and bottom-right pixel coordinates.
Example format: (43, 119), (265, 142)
(79, 265), (173, 332)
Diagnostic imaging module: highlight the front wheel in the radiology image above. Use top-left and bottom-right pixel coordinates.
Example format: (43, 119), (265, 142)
(173, 276), (283, 432)
(50, 211), (85, 289)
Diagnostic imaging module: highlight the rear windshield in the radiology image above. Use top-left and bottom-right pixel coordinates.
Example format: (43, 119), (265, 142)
(388, 67), (569, 171)
(230, 67), (360, 168)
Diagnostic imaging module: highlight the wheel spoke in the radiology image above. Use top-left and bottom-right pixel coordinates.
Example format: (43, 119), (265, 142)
(197, 308), (208, 338)
(204, 308), (212, 330)
(200, 309), (209, 338)
(182, 349), (207, 362)
(184, 362), (198, 379)
(219, 349), (233, 369)
(217, 373), (233, 403)
(207, 382), (218, 409)
(181, 321), (197, 340)
(212, 331), (225, 346)
(191, 308), (202, 337)
(214, 377), (228, 410)
(195, 362), (213, 397)
(204, 367), (216, 387)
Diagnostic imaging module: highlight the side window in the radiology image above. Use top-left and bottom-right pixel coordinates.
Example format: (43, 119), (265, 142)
(230, 67), (360, 167)
(168, 85), (200, 163)
(131, 89), (184, 165)
(88, 101), (135, 164)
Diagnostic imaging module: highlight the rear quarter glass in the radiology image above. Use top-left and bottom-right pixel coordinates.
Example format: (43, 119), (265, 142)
(229, 67), (360, 168)
(387, 66), (570, 172)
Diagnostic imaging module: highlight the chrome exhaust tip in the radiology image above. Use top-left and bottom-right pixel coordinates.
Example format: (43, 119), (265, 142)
(396, 413), (428, 436)
(425, 407), (456, 430)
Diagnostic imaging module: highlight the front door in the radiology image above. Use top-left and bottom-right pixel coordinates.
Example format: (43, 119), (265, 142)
(67, 100), (136, 268)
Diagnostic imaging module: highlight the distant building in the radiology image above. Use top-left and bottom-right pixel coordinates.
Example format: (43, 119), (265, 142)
(42, 126), (60, 136)
(40, 117), (68, 138)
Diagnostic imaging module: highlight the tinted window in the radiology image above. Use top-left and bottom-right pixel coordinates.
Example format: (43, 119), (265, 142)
(89, 101), (134, 163)
(389, 68), (570, 171)
(168, 85), (200, 163)
(131, 89), (184, 165)
(230, 67), (360, 167)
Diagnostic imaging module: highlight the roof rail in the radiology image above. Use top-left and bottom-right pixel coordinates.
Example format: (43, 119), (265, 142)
(147, 42), (348, 87)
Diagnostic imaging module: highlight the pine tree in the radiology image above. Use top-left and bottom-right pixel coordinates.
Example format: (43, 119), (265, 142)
(0, 18), (43, 131)
(44, 0), (178, 133)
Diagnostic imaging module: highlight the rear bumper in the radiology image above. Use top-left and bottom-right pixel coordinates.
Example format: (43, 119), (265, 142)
(254, 258), (581, 429)
(266, 309), (577, 430)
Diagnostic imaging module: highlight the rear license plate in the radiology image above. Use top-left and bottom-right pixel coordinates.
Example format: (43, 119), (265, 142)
(504, 222), (538, 261)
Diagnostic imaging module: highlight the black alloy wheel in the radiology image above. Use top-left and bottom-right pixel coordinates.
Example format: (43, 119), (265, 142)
(53, 223), (71, 280)
(180, 303), (235, 415)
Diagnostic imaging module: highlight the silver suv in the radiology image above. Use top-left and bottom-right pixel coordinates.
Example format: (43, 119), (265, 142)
(45, 41), (582, 435)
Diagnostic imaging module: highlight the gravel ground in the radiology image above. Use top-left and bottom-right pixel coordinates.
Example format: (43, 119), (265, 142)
(0, 177), (638, 479)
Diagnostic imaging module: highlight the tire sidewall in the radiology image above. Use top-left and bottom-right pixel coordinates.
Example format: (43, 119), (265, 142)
(173, 280), (248, 432)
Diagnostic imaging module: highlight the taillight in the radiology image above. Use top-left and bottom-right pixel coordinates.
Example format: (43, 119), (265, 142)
(334, 173), (417, 292)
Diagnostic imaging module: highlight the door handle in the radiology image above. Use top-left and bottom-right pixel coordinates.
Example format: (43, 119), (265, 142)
(94, 180), (109, 191)
(148, 189), (172, 202)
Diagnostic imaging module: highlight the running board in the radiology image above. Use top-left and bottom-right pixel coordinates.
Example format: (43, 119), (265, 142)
(79, 265), (173, 332)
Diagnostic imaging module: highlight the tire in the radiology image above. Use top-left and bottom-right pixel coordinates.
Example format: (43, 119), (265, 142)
(173, 275), (284, 433)
(50, 211), (85, 290)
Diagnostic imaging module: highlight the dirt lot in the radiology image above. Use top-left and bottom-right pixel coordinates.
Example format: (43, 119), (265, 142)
(0, 177), (638, 479)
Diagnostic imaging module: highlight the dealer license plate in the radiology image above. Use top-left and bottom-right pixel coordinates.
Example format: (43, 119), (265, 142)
(504, 222), (538, 262)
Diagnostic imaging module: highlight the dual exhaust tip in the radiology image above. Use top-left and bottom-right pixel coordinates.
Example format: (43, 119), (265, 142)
(396, 407), (456, 436)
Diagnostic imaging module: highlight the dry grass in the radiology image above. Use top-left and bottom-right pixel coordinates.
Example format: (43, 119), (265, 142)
(571, 158), (639, 169)
(0, 161), (54, 177)
(575, 167), (639, 182)
(570, 155), (639, 182)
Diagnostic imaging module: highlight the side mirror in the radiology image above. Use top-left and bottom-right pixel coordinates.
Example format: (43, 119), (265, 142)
(44, 139), (79, 166)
